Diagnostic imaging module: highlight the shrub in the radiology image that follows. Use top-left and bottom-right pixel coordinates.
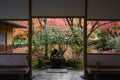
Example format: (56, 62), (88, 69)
(66, 59), (83, 70)
(37, 59), (46, 69)
(32, 60), (39, 69)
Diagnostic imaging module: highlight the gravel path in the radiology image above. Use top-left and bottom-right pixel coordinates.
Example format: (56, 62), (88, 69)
(32, 70), (84, 80)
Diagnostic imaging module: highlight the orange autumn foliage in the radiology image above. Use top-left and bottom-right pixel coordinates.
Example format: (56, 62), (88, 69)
(13, 21), (28, 40)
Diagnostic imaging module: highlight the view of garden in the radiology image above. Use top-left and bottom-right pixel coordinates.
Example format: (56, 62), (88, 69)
(87, 21), (120, 53)
(12, 21), (28, 53)
(11, 19), (120, 70)
(32, 18), (84, 70)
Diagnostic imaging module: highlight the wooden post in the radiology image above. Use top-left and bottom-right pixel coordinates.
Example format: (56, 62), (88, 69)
(28, 0), (32, 78)
(83, 0), (88, 78)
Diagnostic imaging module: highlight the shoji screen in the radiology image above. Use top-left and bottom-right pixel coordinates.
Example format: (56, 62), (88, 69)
(88, 0), (120, 19)
(32, 0), (85, 17)
(0, 0), (29, 19)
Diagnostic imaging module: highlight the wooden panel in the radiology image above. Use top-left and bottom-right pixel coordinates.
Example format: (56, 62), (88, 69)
(7, 26), (13, 45)
(0, 45), (13, 53)
(0, 23), (6, 33)
(88, 0), (120, 19)
(0, 45), (6, 53)
(32, 0), (85, 17)
(0, 0), (29, 19)
(7, 45), (13, 52)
